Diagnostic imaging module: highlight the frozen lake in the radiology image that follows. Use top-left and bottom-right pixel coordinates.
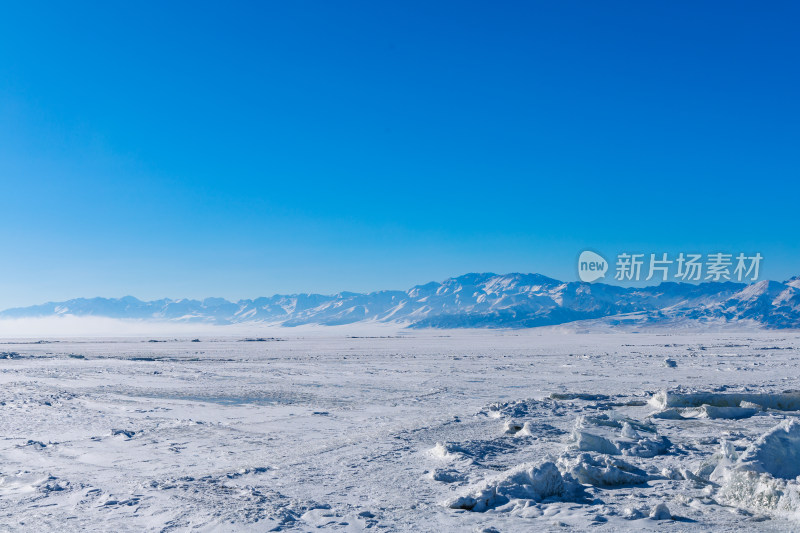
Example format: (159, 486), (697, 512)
(1, 330), (799, 531)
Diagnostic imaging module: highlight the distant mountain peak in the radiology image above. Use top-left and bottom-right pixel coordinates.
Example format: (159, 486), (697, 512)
(1, 273), (798, 330)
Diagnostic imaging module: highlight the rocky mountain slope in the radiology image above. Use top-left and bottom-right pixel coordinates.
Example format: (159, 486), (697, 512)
(2, 273), (798, 329)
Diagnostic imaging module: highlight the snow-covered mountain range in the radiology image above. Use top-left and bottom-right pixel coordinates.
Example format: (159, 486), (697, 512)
(2, 273), (799, 329)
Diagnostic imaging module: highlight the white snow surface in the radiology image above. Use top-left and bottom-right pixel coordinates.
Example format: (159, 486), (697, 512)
(0, 329), (799, 531)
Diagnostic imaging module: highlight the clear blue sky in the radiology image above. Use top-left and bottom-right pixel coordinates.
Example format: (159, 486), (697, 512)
(1, 1), (798, 307)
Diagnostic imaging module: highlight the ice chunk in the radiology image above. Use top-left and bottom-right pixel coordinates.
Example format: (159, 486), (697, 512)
(622, 506), (646, 519)
(713, 422), (800, 519)
(662, 467), (708, 484)
(649, 503), (672, 520)
(681, 468), (709, 484)
(445, 461), (568, 512)
(650, 408), (684, 420)
(580, 413), (656, 433)
(570, 430), (620, 455)
(682, 404), (760, 420)
(649, 390), (800, 411)
(515, 421), (534, 437)
(715, 468), (800, 517)
(558, 453), (648, 487)
(738, 419), (800, 479)
(576, 413), (617, 429)
(618, 436), (671, 458)
(740, 400), (763, 411)
(620, 422), (640, 440)
(429, 442), (467, 461)
(503, 420), (525, 435)
(571, 415), (668, 457)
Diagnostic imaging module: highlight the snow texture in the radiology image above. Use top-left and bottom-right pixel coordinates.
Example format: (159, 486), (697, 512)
(0, 329), (799, 531)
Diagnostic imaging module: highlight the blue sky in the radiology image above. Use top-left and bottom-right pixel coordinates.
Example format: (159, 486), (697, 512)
(1, 1), (798, 307)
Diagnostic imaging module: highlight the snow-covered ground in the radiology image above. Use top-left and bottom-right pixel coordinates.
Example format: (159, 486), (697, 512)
(1, 328), (799, 531)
